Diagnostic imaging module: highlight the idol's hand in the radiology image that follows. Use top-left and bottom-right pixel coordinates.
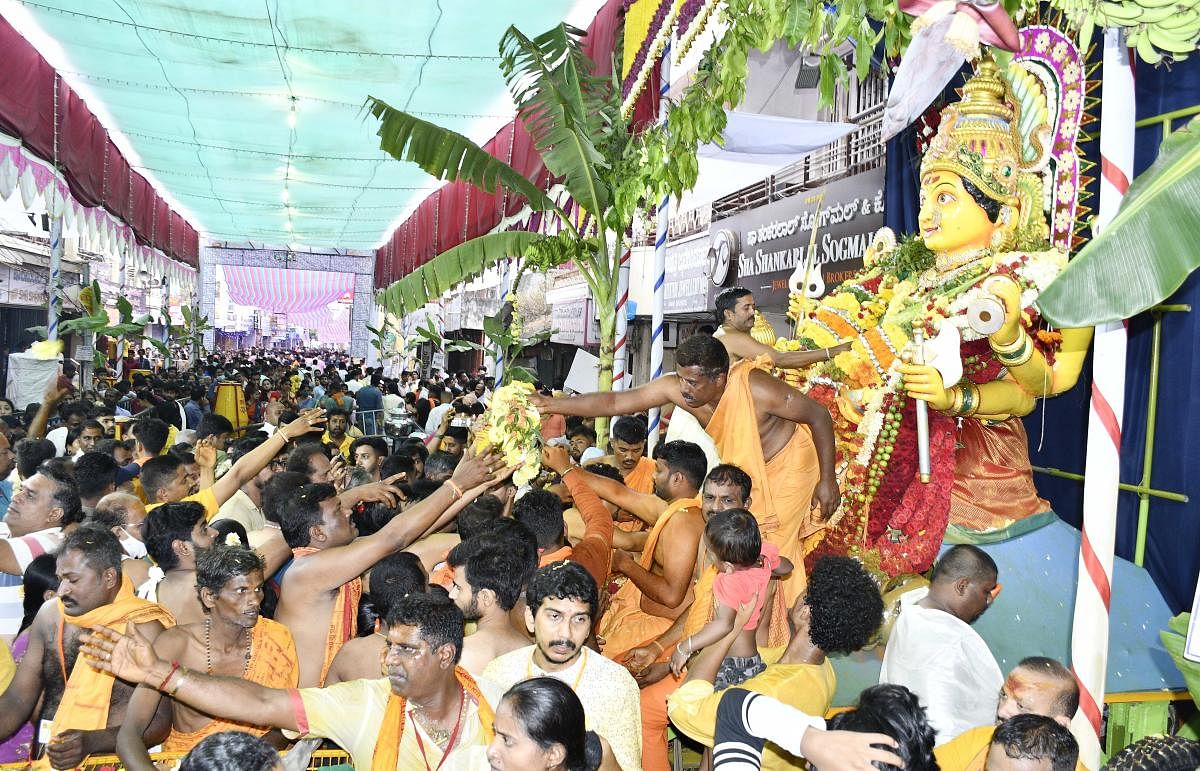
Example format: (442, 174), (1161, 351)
(899, 363), (954, 411)
(982, 275), (1024, 347)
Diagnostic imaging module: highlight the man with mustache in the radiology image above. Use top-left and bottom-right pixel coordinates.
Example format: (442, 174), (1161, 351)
(0, 526), (173, 769)
(483, 560), (642, 771)
(114, 544), (299, 769)
(81, 593), (502, 770)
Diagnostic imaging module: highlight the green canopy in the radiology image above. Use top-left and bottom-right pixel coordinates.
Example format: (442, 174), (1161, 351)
(6, 0), (603, 249)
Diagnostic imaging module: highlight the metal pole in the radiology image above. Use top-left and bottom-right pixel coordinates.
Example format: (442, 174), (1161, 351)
(647, 41), (671, 451)
(1031, 466), (1188, 503)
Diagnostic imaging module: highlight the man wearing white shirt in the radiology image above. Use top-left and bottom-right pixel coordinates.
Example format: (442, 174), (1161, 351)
(878, 544), (1003, 743)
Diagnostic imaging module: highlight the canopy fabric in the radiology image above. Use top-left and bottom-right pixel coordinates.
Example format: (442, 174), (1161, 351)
(291, 306), (349, 344)
(0, 17), (200, 265)
(220, 264), (352, 314)
(0, 0), (608, 251)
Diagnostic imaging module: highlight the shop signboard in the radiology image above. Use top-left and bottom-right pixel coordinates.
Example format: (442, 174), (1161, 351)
(663, 232), (712, 314)
(9, 266), (50, 306)
(706, 168), (885, 313)
(551, 298), (601, 347)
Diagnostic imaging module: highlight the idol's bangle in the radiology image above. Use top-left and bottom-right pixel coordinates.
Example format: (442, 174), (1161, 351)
(989, 328), (1027, 355)
(996, 336), (1035, 367)
(947, 386), (965, 416)
(959, 383), (980, 417)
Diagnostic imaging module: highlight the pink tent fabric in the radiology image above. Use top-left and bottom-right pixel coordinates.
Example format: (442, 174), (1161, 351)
(221, 265), (353, 315)
(291, 306), (349, 344)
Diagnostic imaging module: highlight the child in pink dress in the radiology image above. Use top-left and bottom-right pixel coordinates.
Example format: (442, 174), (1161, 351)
(669, 508), (792, 690)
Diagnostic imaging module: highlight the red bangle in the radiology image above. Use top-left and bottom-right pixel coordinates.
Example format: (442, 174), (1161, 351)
(157, 661), (181, 691)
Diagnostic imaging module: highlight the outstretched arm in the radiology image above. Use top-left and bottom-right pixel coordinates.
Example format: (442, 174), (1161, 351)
(209, 408), (326, 505)
(542, 448), (666, 526)
(530, 376), (679, 418)
(80, 625), (299, 732)
(721, 332), (850, 370)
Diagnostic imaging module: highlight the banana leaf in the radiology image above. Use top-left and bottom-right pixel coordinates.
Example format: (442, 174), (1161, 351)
(379, 231), (544, 318)
(1160, 613), (1200, 709)
(1038, 117), (1200, 327)
(499, 24), (612, 217)
(366, 98), (559, 216)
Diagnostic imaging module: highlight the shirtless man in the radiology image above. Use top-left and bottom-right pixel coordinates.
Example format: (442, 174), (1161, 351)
(115, 544), (298, 769)
(447, 539), (533, 675)
(275, 448), (499, 686)
(532, 333), (838, 607)
(0, 526), (172, 769)
(713, 287), (849, 366)
(553, 441), (708, 661)
(324, 551), (428, 684)
(140, 501), (217, 625)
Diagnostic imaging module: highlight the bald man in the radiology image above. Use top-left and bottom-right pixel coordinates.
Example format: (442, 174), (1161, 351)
(96, 492), (151, 585)
(879, 544), (1002, 743)
(935, 657), (1082, 771)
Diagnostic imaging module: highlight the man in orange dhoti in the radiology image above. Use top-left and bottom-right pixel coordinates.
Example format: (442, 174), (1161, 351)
(0, 527), (174, 770)
(116, 544), (300, 768)
(591, 416), (658, 538)
(532, 334), (839, 610)
(549, 442), (709, 663)
(622, 464), (787, 771)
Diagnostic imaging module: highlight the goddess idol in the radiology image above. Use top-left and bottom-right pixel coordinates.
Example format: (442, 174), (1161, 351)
(777, 37), (1093, 576)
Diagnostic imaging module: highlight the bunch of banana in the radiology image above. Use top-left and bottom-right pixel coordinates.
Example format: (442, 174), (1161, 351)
(1067, 0), (1200, 63)
(786, 293), (814, 324)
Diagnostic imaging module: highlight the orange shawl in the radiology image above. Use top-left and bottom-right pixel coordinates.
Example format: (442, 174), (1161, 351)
(162, 618), (299, 752)
(47, 576), (175, 743)
(371, 666), (494, 771)
(615, 456), (657, 534)
(705, 355), (821, 605)
(598, 496), (701, 660)
(293, 547), (363, 686)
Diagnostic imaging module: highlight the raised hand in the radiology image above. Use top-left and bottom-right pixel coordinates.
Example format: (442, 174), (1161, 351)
(193, 436), (217, 470)
(541, 444), (572, 474)
(450, 446), (503, 491)
(280, 407), (326, 441)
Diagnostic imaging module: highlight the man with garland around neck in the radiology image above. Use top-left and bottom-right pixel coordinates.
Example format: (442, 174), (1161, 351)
(115, 543), (298, 769)
(81, 592), (503, 770)
(483, 560), (643, 771)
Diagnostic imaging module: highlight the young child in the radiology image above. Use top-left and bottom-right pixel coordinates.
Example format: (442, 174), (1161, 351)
(670, 508), (792, 690)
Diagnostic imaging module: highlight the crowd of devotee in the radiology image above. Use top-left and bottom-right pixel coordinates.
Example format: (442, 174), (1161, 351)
(0, 309), (1194, 771)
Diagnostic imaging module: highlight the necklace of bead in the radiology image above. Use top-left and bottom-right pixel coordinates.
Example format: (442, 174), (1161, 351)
(204, 616), (253, 676)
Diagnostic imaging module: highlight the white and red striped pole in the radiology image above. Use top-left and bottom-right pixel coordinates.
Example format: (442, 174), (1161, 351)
(1068, 27), (1134, 770)
(648, 41), (671, 451)
(612, 247), (632, 394)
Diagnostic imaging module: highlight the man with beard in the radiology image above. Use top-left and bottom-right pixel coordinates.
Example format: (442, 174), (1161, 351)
(140, 502), (218, 625)
(547, 441), (706, 664)
(879, 544), (1003, 743)
(0, 526), (173, 769)
(484, 561), (642, 771)
(448, 540), (534, 676)
(83, 592), (501, 769)
(115, 544), (298, 769)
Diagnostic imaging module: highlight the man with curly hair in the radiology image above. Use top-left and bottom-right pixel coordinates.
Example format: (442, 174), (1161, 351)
(667, 556), (885, 771)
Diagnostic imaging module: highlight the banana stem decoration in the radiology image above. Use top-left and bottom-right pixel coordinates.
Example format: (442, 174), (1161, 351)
(912, 328), (932, 484)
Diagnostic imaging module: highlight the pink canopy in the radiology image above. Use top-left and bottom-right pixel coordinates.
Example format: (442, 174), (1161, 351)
(221, 265), (354, 315)
(291, 306), (349, 344)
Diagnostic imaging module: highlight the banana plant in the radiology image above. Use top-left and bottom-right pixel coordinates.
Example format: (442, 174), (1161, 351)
(159, 305), (212, 368)
(369, 23), (645, 437)
(29, 280), (156, 371)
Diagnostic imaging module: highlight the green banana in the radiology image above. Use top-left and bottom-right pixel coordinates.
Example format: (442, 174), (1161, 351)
(1147, 23), (1200, 53)
(1134, 26), (1165, 61)
(1098, 0), (1144, 22)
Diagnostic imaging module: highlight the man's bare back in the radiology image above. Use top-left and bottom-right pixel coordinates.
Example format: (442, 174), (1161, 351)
(275, 575), (340, 687)
(635, 506), (702, 619)
(458, 622), (529, 676)
(155, 572), (205, 626)
(324, 634), (385, 684)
